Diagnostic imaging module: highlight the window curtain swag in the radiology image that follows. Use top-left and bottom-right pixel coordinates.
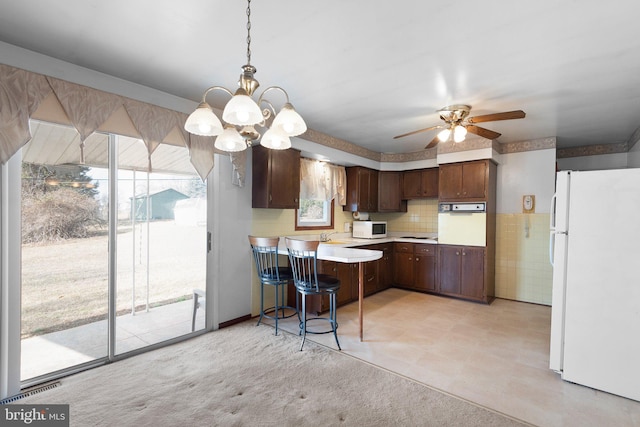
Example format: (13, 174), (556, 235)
(0, 63), (219, 181)
(300, 158), (346, 205)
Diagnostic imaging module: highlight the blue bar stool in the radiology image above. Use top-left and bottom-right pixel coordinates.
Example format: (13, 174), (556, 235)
(249, 236), (298, 335)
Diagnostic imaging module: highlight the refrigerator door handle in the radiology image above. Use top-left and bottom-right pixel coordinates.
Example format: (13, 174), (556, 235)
(549, 193), (557, 231)
(549, 231), (555, 266)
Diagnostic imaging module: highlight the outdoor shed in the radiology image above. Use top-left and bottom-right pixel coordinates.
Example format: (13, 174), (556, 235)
(131, 188), (189, 220)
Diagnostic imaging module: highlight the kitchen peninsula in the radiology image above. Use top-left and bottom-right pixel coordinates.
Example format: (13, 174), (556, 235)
(277, 238), (382, 341)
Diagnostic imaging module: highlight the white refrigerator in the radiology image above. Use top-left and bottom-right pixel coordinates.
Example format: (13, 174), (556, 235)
(549, 169), (640, 402)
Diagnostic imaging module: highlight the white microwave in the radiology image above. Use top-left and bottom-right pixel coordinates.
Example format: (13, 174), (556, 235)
(352, 221), (387, 239)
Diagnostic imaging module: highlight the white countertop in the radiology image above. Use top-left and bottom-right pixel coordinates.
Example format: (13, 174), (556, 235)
(277, 232), (438, 263)
(277, 240), (382, 263)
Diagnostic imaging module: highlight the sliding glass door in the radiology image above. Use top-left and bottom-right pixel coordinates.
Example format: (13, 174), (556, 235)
(19, 121), (207, 382)
(20, 122), (110, 380)
(114, 136), (207, 354)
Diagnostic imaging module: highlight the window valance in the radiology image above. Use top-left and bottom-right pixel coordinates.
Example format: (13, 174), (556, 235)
(299, 158), (346, 205)
(0, 63), (218, 180)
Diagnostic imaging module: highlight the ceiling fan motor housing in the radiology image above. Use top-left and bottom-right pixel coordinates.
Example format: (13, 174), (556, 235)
(438, 105), (471, 125)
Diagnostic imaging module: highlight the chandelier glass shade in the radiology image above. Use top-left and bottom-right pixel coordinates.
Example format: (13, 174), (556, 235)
(184, 0), (306, 152)
(222, 88), (263, 126)
(214, 125), (247, 152)
(184, 102), (224, 136)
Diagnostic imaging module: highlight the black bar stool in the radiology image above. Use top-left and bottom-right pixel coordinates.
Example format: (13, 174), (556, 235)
(285, 237), (341, 351)
(249, 236), (298, 335)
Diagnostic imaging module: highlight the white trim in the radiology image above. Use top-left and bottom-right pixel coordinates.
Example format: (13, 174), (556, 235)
(0, 153), (22, 399)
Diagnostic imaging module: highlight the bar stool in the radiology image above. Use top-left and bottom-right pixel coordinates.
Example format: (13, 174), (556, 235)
(285, 237), (341, 351)
(249, 236), (298, 335)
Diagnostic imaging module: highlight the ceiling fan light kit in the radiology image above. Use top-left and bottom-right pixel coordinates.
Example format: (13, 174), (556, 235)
(453, 125), (467, 142)
(437, 128), (451, 142)
(394, 104), (526, 149)
(184, 0), (306, 152)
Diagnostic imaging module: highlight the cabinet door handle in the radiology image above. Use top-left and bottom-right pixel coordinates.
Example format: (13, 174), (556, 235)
(455, 251), (460, 256)
(409, 257), (412, 261)
(462, 252), (466, 256)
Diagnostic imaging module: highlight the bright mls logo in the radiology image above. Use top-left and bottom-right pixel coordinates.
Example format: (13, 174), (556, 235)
(1, 405), (69, 426)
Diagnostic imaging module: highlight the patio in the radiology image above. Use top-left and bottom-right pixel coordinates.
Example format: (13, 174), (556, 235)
(21, 299), (204, 380)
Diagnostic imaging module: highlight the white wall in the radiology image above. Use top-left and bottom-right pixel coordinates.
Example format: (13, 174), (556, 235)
(210, 154), (252, 325)
(556, 152), (629, 171)
(497, 149), (556, 214)
(628, 143), (640, 167)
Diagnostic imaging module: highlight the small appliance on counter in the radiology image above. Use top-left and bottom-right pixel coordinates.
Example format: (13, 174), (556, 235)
(352, 220), (387, 239)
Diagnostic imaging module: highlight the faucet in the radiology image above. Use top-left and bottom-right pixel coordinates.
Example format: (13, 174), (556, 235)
(320, 231), (338, 242)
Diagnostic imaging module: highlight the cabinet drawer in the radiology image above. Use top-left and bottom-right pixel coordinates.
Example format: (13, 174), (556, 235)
(414, 244), (435, 256)
(394, 242), (413, 253)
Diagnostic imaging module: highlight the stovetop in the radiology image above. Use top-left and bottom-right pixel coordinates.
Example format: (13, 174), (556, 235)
(401, 236), (437, 240)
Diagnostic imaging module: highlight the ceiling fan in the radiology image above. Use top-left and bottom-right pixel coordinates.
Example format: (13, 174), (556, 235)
(393, 105), (526, 149)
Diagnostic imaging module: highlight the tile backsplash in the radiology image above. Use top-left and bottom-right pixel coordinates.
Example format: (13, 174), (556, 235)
(375, 199), (438, 234)
(495, 213), (552, 305)
(377, 204), (552, 306)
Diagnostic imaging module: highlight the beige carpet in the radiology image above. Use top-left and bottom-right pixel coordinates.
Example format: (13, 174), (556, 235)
(23, 321), (527, 426)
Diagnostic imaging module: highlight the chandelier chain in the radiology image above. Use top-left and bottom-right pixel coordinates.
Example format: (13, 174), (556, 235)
(246, 0), (252, 64)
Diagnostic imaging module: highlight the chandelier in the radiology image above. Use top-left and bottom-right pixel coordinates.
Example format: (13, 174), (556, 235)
(184, 0), (306, 152)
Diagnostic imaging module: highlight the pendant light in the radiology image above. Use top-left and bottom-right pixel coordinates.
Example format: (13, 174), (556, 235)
(184, 0), (306, 151)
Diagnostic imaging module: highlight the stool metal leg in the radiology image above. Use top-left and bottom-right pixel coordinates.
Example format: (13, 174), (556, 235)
(257, 280), (265, 327)
(274, 281), (279, 335)
(300, 292), (307, 351)
(331, 292), (341, 350)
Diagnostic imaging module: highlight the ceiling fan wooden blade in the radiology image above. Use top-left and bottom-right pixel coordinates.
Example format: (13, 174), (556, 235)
(425, 136), (440, 149)
(467, 110), (525, 124)
(466, 125), (501, 140)
(393, 125), (440, 139)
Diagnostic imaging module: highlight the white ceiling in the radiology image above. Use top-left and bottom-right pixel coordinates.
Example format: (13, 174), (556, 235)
(1, 1), (640, 155)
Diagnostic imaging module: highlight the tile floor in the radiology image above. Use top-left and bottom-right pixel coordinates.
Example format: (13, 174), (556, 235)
(268, 288), (640, 427)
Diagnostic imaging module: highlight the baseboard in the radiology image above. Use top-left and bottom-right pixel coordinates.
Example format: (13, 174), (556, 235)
(219, 314), (251, 329)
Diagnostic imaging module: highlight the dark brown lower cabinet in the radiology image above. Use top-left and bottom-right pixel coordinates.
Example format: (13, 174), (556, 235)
(437, 245), (485, 301)
(414, 244), (436, 292)
(285, 241), (490, 314)
(393, 243), (436, 292)
(393, 243), (414, 287)
(375, 243), (394, 291)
